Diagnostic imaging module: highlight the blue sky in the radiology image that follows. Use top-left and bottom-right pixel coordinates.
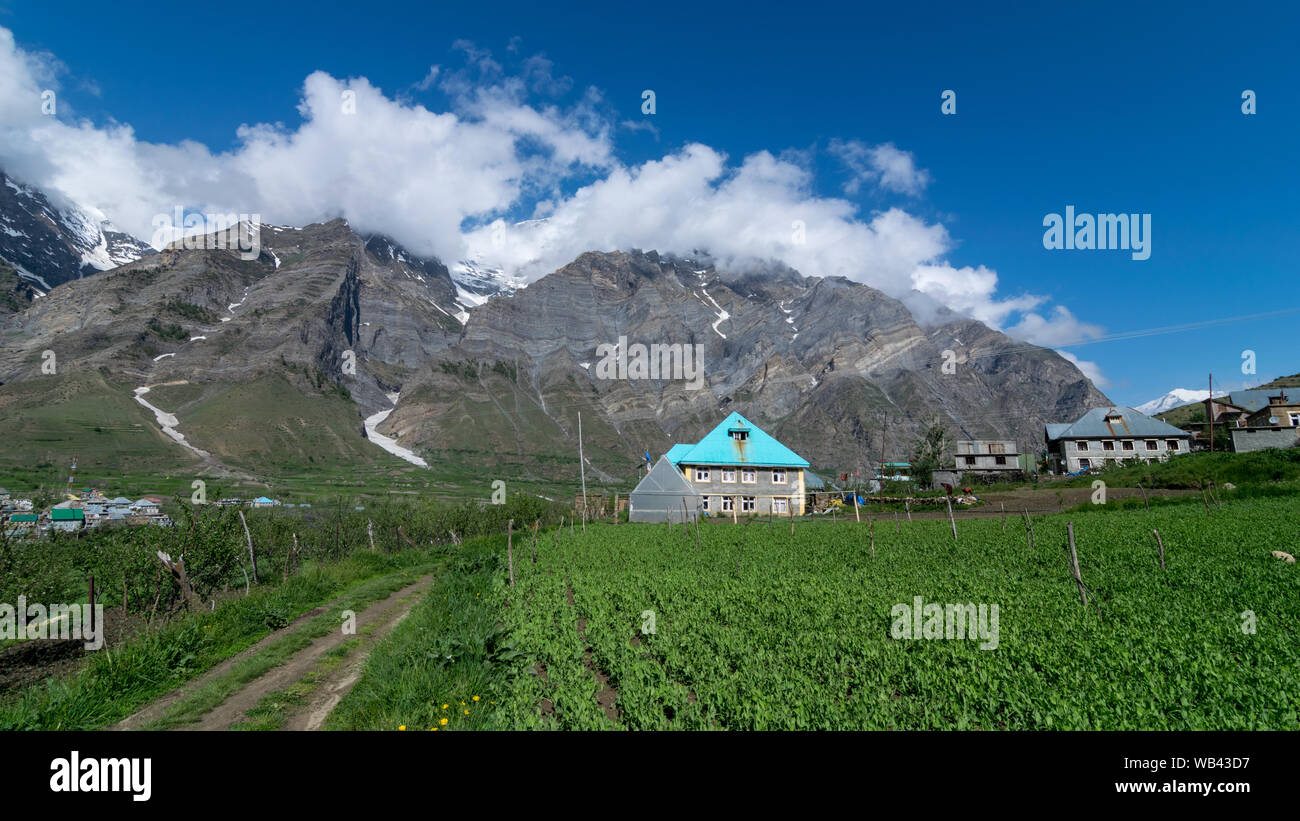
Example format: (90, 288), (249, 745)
(2, 0), (1297, 406)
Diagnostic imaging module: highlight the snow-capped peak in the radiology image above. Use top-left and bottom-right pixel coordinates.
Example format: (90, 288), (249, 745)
(1135, 388), (1228, 415)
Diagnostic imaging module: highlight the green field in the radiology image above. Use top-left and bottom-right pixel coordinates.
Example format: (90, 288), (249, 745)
(335, 493), (1300, 731)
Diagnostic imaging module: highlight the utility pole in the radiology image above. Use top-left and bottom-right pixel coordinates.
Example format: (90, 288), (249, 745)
(578, 411), (587, 513)
(880, 416), (888, 482)
(1208, 373), (1214, 453)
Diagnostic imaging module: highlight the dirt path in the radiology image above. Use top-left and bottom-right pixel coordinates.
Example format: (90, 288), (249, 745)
(114, 575), (433, 731)
(282, 593), (423, 731)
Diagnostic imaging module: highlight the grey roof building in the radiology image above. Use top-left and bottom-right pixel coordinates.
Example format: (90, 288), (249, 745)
(1045, 407), (1191, 473)
(628, 455), (702, 523)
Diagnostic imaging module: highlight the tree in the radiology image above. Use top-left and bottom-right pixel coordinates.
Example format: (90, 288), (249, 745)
(910, 415), (951, 490)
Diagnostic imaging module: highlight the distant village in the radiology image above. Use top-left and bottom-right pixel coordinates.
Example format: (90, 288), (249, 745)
(1, 486), (300, 539)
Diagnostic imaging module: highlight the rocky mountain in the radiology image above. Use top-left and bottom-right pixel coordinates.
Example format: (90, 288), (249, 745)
(0, 170), (155, 303)
(0, 215), (1111, 483)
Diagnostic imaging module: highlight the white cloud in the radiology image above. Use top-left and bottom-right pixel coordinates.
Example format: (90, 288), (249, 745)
(829, 139), (932, 196)
(1005, 305), (1105, 348)
(0, 24), (1102, 385)
(1056, 350), (1108, 388)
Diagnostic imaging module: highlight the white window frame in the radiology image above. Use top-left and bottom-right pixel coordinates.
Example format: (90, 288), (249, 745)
(771, 469), (786, 484)
(1145, 440), (1158, 451)
(741, 496), (756, 512)
(1076, 441), (1089, 451)
(741, 469), (757, 484)
(721, 468), (736, 483)
(1290, 413), (1300, 427)
(720, 496), (734, 512)
(701, 496), (710, 512)
(773, 497), (788, 514)
(694, 467), (710, 482)
(1166, 440), (1181, 451)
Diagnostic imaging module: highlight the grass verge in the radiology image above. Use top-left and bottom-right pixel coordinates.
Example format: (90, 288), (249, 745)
(326, 536), (515, 731)
(0, 549), (440, 730)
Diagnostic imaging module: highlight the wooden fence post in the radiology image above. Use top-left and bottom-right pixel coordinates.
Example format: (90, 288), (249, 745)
(868, 516), (875, 559)
(789, 501), (795, 535)
(1000, 502), (1006, 532)
(1152, 529), (1166, 570)
(506, 519), (515, 587)
(368, 519), (376, 552)
(945, 494), (958, 543)
(1066, 522), (1087, 606)
(732, 496), (738, 524)
(905, 499), (912, 523)
(853, 493), (860, 523)
(1137, 483), (1150, 513)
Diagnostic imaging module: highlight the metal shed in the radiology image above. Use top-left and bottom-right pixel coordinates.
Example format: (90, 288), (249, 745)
(629, 455), (702, 523)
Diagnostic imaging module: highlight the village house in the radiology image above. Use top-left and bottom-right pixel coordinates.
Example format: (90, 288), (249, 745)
(248, 496), (281, 508)
(657, 412), (810, 517)
(131, 498), (161, 517)
(1045, 407), (1191, 473)
(5, 512), (37, 537)
(1205, 388), (1300, 453)
(50, 507), (85, 533)
(953, 440), (1024, 473)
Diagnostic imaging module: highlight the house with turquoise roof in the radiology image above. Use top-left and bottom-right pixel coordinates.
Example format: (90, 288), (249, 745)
(664, 412), (810, 516)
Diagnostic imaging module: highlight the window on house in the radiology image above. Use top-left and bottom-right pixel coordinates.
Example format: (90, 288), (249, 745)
(730, 430), (749, 441)
(1077, 441), (1089, 451)
(994, 456), (1007, 465)
(741, 469), (756, 484)
(721, 469), (736, 483)
(1145, 440), (1157, 450)
(963, 456), (975, 466)
(1166, 440), (1180, 451)
(694, 467), (710, 482)
(741, 496), (756, 512)
(1079, 458), (1091, 469)
(771, 469), (786, 484)
(773, 497), (788, 514)
(720, 496), (734, 512)
(1290, 413), (1300, 427)
(1122, 440), (1134, 451)
(1103, 441), (1115, 451)
(988, 442), (1006, 454)
(701, 496), (710, 512)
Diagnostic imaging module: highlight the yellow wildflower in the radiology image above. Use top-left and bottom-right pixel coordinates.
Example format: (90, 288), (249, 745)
(440, 718), (448, 726)
(472, 696), (480, 702)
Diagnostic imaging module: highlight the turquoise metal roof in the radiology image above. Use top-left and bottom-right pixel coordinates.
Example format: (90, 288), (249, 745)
(664, 444), (695, 464)
(668, 412), (810, 468)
